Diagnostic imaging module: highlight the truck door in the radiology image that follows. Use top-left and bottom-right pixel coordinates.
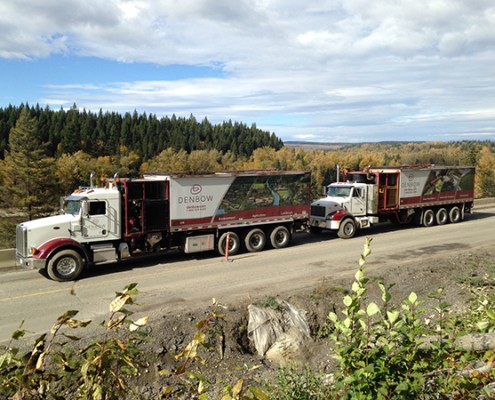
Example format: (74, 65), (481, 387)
(349, 187), (366, 215)
(82, 200), (110, 239)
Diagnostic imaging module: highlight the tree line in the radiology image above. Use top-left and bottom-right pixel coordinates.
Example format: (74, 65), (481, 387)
(0, 104), (283, 162)
(0, 105), (494, 219)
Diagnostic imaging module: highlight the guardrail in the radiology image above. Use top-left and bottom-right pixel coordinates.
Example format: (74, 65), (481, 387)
(0, 198), (493, 271)
(0, 248), (16, 270)
(473, 197), (495, 209)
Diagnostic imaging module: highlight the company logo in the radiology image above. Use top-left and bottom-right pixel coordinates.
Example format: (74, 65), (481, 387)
(408, 173), (415, 181)
(178, 184), (214, 205)
(191, 184), (202, 195)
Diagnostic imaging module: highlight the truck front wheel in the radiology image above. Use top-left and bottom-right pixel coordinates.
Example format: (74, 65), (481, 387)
(217, 232), (241, 256)
(245, 229), (266, 252)
(338, 219), (356, 239)
(47, 249), (84, 282)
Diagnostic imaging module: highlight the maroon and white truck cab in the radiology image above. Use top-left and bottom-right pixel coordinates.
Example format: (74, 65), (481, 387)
(16, 186), (122, 280)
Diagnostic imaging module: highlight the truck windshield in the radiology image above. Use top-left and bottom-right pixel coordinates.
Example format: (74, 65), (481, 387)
(327, 186), (352, 197)
(64, 200), (81, 215)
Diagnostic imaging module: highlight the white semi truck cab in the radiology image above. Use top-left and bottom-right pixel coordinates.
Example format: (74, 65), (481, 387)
(17, 183), (124, 278)
(310, 165), (475, 239)
(310, 178), (380, 238)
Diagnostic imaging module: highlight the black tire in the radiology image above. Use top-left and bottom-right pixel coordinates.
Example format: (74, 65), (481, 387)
(337, 219), (356, 239)
(47, 249), (84, 282)
(436, 208), (448, 225)
(244, 228), (266, 252)
(422, 209), (435, 227)
(217, 231), (241, 256)
(270, 226), (291, 249)
(449, 206), (461, 223)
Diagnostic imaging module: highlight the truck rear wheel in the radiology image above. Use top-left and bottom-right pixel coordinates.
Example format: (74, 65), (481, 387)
(47, 249), (84, 282)
(422, 209), (435, 227)
(217, 232), (241, 256)
(244, 229), (266, 252)
(436, 208), (448, 225)
(270, 226), (290, 249)
(449, 206), (462, 223)
(338, 219), (356, 239)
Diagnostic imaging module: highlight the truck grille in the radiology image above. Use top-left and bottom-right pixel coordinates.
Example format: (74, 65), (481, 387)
(16, 224), (28, 257)
(311, 205), (326, 218)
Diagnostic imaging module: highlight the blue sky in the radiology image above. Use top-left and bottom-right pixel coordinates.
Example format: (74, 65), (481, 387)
(1, 0), (495, 143)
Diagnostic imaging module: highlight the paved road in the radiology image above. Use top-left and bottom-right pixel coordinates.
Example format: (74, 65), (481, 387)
(1, 207), (494, 344)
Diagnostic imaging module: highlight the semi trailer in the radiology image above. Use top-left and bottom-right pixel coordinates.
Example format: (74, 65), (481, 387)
(310, 165), (475, 239)
(16, 171), (310, 281)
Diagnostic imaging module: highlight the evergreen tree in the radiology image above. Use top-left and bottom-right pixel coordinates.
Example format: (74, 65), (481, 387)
(0, 107), (57, 219)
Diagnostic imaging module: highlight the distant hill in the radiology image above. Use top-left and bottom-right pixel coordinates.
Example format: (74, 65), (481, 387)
(284, 141), (348, 150)
(284, 141), (426, 150)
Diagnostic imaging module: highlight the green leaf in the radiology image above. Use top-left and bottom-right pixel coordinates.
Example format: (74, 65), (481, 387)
(367, 302), (380, 316)
(355, 269), (364, 282)
(387, 310), (400, 324)
(328, 312), (338, 323)
(11, 329), (25, 340)
(408, 292), (418, 304)
(379, 282), (391, 303)
(343, 295), (353, 307)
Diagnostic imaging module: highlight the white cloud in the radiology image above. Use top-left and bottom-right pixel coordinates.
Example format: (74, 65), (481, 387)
(1, 0), (495, 142)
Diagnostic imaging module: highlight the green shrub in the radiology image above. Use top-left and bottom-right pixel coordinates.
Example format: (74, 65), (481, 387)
(327, 238), (495, 399)
(275, 366), (332, 400)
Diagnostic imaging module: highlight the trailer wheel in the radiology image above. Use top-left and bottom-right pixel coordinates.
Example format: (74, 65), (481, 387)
(449, 206), (461, 223)
(338, 219), (356, 239)
(244, 229), (266, 252)
(422, 209), (435, 227)
(217, 232), (241, 256)
(270, 226), (291, 249)
(47, 249), (84, 282)
(436, 208), (448, 225)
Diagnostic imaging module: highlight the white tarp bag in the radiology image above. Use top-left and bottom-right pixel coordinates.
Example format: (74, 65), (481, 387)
(247, 300), (311, 358)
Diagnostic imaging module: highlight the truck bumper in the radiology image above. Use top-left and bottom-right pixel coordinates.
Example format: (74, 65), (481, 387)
(310, 218), (334, 230)
(16, 254), (46, 270)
